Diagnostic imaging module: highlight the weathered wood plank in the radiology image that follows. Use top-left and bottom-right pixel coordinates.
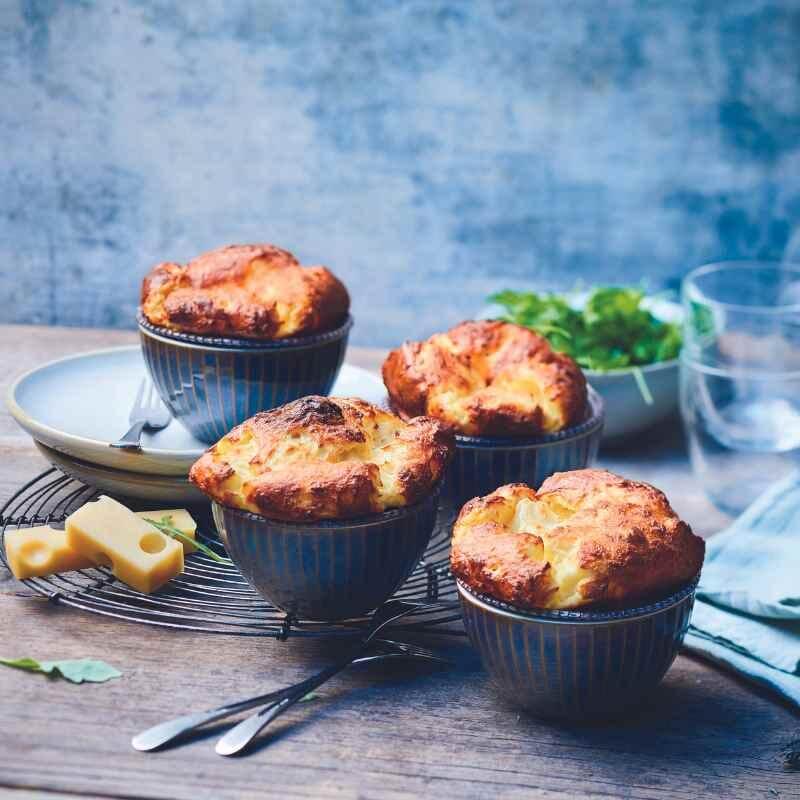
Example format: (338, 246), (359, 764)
(0, 792), (116, 800)
(0, 595), (797, 800)
(0, 323), (797, 800)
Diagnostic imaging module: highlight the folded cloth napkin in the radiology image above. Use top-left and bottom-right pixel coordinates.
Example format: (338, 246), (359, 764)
(683, 470), (800, 708)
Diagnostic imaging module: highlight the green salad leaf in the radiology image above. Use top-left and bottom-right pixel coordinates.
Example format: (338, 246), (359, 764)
(489, 287), (682, 372)
(0, 657), (121, 683)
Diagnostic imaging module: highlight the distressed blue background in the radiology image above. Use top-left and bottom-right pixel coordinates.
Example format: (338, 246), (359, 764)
(1, 0), (799, 346)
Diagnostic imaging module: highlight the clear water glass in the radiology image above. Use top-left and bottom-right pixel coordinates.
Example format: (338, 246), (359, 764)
(680, 261), (800, 515)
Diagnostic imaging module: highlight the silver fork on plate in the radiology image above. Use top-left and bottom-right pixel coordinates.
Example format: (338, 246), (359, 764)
(110, 378), (171, 450)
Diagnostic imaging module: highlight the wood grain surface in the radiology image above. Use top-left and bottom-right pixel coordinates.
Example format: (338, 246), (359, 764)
(0, 324), (797, 800)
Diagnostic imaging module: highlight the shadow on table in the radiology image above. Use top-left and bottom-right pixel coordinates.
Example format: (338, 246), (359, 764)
(507, 660), (797, 755)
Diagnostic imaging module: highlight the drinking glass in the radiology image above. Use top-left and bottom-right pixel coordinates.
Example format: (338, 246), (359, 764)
(680, 261), (800, 515)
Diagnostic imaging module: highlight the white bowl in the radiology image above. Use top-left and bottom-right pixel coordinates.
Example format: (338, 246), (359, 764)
(480, 294), (683, 441)
(585, 357), (678, 440)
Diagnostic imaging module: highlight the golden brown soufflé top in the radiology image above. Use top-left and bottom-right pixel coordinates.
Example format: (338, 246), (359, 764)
(451, 469), (704, 610)
(382, 320), (588, 437)
(140, 244), (350, 340)
(189, 396), (454, 521)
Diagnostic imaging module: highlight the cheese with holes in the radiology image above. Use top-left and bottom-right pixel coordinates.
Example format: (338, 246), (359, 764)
(5, 526), (93, 579)
(135, 509), (197, 554)
(4, 510), (197, 582)
(66, 496), (184, 594)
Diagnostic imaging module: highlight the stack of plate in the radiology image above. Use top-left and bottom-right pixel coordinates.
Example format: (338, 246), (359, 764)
(7, 346), (385, 503)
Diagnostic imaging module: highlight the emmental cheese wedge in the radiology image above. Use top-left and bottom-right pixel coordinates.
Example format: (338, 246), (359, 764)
(4, 510), (198, 581)
(5, 526), (93, 579)
(66, 496), (184, 594)
(134, 509), (198, 554)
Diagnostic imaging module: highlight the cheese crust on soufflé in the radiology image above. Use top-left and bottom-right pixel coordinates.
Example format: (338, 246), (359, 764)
(189, 397), (454, 521)
(382, 320), (588, 437)
(140, 244), (350, 339)
(451, 469), (704, 610)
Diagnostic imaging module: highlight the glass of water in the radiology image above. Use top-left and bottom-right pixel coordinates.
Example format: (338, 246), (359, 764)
(680, 261), (800, 515)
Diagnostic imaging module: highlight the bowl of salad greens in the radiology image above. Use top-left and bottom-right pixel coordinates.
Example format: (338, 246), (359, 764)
(486, 287), (683, 441)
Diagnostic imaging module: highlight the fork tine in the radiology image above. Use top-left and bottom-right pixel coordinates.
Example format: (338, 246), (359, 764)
(373, 639), (445, 660)
(376, 640), (428, 655)
(398, 645), (440, 659)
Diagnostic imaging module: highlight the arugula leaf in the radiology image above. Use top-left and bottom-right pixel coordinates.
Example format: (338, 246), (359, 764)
(42, 659), (122, 683)
(144, 516), (233, 565)
(0, 657), (121, 683)
(489, 287), (682, 372)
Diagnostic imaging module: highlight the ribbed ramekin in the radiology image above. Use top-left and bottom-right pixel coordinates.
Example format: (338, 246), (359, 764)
(442, 386), (604, 510)
(211, 485), (440, 621)
(138, 313), (352, 443)
(457, 575), (698, 719)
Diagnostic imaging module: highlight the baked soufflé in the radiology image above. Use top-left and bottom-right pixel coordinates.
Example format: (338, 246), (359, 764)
(141, 244), (349, 340)
(190, 396), (453, 521)
(383, 320), (587, 437)
(451, 469), (704, 610)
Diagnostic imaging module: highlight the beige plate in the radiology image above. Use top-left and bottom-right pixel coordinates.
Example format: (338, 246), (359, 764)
(33, 440), (207, 504)
(8, 346), (385, 477)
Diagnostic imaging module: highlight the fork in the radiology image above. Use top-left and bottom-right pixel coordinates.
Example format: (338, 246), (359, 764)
(110, 378), (171, 449)
(131, 638), (450, 752)
(214, 599), (451, 756)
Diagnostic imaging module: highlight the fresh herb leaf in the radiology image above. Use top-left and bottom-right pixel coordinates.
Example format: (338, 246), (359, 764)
(0, 657), (41, 672)
(489, 287), (682, 373)
(0, 657), (121, 683)
(299, 691), (322, 702)
(144, 516), (233, 564)
(41, 659), (122, 683)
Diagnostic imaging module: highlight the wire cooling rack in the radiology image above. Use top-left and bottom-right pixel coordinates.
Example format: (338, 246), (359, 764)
(0, 469), (463, 639)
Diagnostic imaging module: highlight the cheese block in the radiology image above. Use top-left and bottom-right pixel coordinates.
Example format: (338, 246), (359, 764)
(135, 509), (198, 554)
(5, 526), (93, 579)
(4, 510), (197, 582)
(66, 496), (184, 594)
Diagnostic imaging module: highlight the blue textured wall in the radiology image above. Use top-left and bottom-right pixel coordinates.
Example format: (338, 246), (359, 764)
(2, 0), (799, 345)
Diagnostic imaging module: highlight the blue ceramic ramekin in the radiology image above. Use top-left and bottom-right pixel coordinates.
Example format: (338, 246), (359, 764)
(138, 313), (352, 443)
(211, 485), (441, 621)
(457, 575), (699, 719)
(442, 386), (604, 511)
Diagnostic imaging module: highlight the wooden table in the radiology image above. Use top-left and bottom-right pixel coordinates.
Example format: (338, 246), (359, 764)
(0, 324), (797, 800)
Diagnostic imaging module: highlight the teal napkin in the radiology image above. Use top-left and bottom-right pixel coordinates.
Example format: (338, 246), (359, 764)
(683, 471), (800, 707)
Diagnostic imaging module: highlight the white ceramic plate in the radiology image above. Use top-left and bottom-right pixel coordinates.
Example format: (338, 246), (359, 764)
(9, 346), (386, 477)
(33, 439), (208, 505)
(33, 440), (206, 504)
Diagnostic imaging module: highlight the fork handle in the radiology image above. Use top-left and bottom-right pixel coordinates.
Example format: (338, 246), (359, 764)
(216, 648), (452, 756)
(109, 421), (147, 450)
(132, 650), (419, 753)
(131, 689), (290, 751)
(215, 603), (441, 756)
(215, 654), (362, 756)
